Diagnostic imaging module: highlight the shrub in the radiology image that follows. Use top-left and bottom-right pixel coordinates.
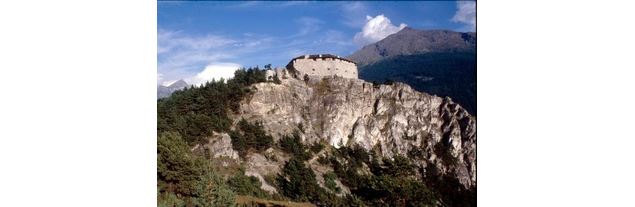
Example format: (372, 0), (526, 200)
(157, 132), (235, 206)
(272, 75), (281, 84)
(278, 130), (311, 160)
(227, 170), (270, 199)
(276, 158), (320, 202)
(323, 172), (340, 193)
(310, 142), (325, 154)
(158, 67), (267, 146)
(230, 119), (274, 157)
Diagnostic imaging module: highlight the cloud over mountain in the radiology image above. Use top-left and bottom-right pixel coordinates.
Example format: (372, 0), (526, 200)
(452, 1), (476, 32)
(353, 14), (407, 47)
(186, 62), (241, 86)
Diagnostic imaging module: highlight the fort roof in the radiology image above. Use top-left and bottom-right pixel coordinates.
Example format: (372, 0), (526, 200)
(289, 54), (356, 65)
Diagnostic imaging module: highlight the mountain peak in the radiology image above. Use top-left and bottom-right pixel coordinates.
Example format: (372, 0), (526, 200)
(158, 79), (189, 99)
(168, 79), (188, 88)
(348, 27), (476, 66)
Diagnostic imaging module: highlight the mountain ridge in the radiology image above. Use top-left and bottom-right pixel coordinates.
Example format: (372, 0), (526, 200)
(348, 27), (476, 66)
(157, 79), (189, 98)
(347, 27), (477, 114)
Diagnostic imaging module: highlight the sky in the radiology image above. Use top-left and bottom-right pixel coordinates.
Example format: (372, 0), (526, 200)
(158, 1), (475, 86)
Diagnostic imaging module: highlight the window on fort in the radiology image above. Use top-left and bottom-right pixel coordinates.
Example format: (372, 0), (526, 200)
(327, 68), (330, 70)
(312, 68), (315, 71)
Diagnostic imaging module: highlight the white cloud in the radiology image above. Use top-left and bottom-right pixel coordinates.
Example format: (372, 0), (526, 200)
(157, 73), (164, 83)
(158, 29), (275, 83)
(340, 2), (369, 28)
(353, 14), (407, 46)
(451, 1), (476, 32)
(186, 62), (241, 86)
(296, 17), (324, 36)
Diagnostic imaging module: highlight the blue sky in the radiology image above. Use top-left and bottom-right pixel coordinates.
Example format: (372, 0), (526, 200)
(158, 1), (475, 86)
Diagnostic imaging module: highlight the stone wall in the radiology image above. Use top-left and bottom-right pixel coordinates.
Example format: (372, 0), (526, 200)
(290, 57), (358, 79)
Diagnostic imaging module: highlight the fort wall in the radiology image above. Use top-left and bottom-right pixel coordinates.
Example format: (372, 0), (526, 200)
(287, 55), (358, 79)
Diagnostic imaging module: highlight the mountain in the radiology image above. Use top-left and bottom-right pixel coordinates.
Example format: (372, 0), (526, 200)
(348, 27), (476, 66)
(157, 79), (189, 98)
(348, 28), (476, 115)
(158, 68), (476, 206)
(235, 73), (476, 187)
(201, 70), (474, 206)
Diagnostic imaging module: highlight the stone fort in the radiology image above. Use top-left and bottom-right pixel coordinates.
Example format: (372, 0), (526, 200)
(286, 54), (358, 79)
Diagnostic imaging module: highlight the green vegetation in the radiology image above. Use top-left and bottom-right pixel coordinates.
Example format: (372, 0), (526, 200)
(229, 119), (274, 158)
(309, 142), (325, 154)
(157, 66), (475, 206)
(279, 130), (312, 161)
(227, 169), (270, 199)
(277, 157), (321, 202)
(157, 68), (270, 206)
(321, 144), (476, 207)
(275, 133), (352, 206)
(157, 67), (268, 145)
(272, 75), (282, 84)
(359, 52), (476, 115)
(157, 132), (235, 207)
(423, 165), (477, 207)
(323, 172), (340, 193)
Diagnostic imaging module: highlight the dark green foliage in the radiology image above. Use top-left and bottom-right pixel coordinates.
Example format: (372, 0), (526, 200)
(316, 156), (330, 165)
(303, 74), (309, 82)
(423, 165), (476, 207)
(359, 52), (476, 115)
(333, 144), (369, 169)
(276, 157), (350, 206)
(157, 132), (235, 206)
(407, 147), (425, 160)
(272, 75), (281, 84)
(297, 123), (304, 133)
(157, 131), (203, 196)
(230, 119), (274, 158)
(276, 158), (321, 202)
(227, 170), (270, 199)
(323, 172), (341, 193)
(371, 155), (416, 177)
(328, 145), (439, 207)
(434, 135), (457, 166)
(354, 175), (436, 207)
(278, 130), (311, 161)
(158, 67), (267, 145)
(310, 142), (325, 154)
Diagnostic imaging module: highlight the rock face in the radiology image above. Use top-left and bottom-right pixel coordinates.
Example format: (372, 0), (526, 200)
(234, 71), (476, 188)
(200, 132), (239, 160)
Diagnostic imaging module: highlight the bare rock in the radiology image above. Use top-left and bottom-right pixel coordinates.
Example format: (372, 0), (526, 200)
(235, 72), (477, 188)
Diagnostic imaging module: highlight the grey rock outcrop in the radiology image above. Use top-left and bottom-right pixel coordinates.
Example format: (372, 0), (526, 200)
(234, 72), (476, 188)
(202, 132), (239, 160)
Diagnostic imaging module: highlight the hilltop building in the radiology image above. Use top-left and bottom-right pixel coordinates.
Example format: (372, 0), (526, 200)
(286, 54), (358, 79)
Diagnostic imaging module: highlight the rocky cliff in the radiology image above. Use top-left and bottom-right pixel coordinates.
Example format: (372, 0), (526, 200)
(232, 70), (476, 188)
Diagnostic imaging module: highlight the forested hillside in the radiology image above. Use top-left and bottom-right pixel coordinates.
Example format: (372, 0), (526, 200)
(157, 67), (476, 207)
(358, 52), (476, 115)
